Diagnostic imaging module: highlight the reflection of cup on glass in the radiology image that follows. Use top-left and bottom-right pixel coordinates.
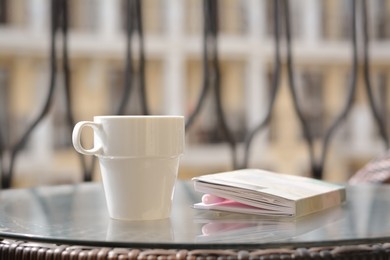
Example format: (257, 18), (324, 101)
(72, 115), (184, 221)
(106, 218), (174, 242)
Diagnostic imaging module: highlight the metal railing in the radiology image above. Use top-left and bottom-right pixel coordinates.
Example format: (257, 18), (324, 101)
(0, 0), (388, 188)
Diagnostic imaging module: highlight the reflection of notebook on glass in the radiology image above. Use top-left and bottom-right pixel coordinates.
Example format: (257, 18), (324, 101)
(192, 169), (346, 218)
(196, 219), (296, 243)
(194, 204), (345, 243)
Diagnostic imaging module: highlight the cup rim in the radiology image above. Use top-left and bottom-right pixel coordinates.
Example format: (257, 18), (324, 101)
(93, 115), (184, 119)
(98, 155), (183, 160)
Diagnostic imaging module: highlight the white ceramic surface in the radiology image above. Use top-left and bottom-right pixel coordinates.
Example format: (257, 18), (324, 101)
(72, 115), (185, 220)
(72, 115), (184, 157)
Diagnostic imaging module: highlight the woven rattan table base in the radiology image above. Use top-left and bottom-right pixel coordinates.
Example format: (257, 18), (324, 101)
(1, 239), (390, 260)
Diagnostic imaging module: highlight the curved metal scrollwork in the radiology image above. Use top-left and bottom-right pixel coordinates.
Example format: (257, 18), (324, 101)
(244, 0), (388, 179)
(0, 0), (149, 188)
(186, 0), (238, 169)
(0, 0), (93, 188)
(0, 0), (388, 188)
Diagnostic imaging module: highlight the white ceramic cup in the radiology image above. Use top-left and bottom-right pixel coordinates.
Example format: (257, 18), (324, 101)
(72, 115), (185, 221)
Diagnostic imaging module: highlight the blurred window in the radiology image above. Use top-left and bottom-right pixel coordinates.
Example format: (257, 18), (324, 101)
(120, 0), (164, 35)
(108, 67), (143, 115)
(219, 0), (247, 35)
(185, 0), (201, 35)
(298, 70), (324, 139)
(0, 0), (8, 25)
(0, 68), (10, 146)
(53, 73), (72, 149)
(321, 0), (352, 41)
(372, 72), (388, 140)
(69, 0), (98, 32)
(186, 60), (247, 145)
(370, 0), (390, 40)
(265, 0), (302, 40)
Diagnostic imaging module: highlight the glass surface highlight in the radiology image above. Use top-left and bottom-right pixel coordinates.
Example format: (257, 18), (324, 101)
(0, 182), (389, 248)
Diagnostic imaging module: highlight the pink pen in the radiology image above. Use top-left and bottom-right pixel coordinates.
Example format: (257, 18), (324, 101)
(201, 194), (226, 204)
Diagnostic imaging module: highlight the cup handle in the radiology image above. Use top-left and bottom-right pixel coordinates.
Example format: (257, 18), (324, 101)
(72, 121), (103, 156)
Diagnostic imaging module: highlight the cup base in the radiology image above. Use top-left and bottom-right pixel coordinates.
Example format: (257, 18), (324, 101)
(99, 156), (180, 221)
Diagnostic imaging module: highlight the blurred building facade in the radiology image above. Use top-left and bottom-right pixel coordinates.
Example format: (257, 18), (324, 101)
(0, 0), (390, 186)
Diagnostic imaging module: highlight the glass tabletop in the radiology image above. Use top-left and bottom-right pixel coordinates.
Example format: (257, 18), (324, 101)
(0, 181), (389, 249)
